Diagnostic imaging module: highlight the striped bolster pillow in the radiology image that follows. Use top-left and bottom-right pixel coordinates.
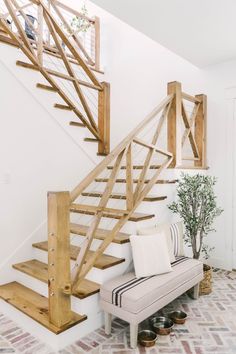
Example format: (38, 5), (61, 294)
(169, 222), (184, 257)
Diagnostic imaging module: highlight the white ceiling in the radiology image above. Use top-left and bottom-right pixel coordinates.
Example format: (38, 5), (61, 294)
(90, 0), (236, 68)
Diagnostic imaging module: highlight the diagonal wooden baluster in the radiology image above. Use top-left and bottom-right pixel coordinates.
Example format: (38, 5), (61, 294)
(133, 102), (172, 203)
(126, 142), (134, 210)
(49, 0), (94, 66)
(3, 0), (36, 56)
(0, 13), (100, 139)
(44, 10), (98, 133)
(71, 148), (127, 289)
(41, 0), (102, 89)
(181, 102), (199, 158)
(182, 101), (200, 147)
(72, 153), (173, 290)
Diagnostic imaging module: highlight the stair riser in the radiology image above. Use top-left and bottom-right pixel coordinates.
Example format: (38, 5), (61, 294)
(71, 235), (131, 258)
(11, 270), (100, 315)
(32, 248), (131, 284)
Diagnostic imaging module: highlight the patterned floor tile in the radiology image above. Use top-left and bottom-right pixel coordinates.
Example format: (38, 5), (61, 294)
(1, 270), (236, 353)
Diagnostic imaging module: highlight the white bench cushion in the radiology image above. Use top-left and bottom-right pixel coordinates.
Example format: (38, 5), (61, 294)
(100, 257), (202, 314)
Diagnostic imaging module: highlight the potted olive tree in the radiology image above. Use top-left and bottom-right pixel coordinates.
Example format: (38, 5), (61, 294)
(168, 174), (223, 295)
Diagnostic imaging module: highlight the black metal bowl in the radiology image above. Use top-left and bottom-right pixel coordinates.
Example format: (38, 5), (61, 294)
(168, 310), (187, 324)
(150, 316), (174, 335)
(138, 330), (157, 347)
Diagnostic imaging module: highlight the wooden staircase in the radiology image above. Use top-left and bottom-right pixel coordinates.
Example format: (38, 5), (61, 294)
(0, 0), (208, 335)
(0, 81), (207, 334)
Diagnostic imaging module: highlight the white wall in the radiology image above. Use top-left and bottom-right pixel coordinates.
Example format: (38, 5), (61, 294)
(203, 60), (236, 269)
(0, 44), (98, 268)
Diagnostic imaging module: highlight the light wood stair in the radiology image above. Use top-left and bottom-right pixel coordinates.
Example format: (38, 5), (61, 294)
(81, 191), (167, 202)
(70, 223), (130, 244)
(0, 282), (87, 334)
(107, 164), (161, 170)
(70, 204), (155, 221)
(54, 103), (72, 111)
(95, 178), (178, 184)
(70, 121), (86, 128)
(13, 260), (100, 299)
(33, 241), (125, 269)
(36, 83), (57, 92)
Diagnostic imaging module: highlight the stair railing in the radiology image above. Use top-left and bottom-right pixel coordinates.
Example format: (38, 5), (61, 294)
(167, 81), (207, 168)
(46, 82), (207, 328)
(0, 0), (110, 154)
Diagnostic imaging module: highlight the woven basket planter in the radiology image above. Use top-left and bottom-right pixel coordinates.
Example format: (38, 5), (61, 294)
(199, 264), (212, 295)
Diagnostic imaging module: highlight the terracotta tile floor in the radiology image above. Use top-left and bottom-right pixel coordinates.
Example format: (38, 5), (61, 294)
(1, 269), (236, 353)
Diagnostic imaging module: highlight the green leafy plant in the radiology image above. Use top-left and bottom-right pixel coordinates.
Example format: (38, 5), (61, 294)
(168, 173), (223, 260)
(70, 4), (91, 33)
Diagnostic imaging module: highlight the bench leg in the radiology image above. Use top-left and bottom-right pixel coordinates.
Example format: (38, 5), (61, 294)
(104, 312), (112, 335)
(130, 323), (138, 349)
(193, 283), (200, 299)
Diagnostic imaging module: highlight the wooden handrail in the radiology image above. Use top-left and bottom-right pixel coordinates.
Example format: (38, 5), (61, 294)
(52, 0), (95, 24)
(182, 92), (202, 103)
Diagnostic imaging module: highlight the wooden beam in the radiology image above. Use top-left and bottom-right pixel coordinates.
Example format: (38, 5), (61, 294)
(182, 92), (202, 103)
(194, 94), (207, 167)
(181, 102), (199, 158)
(47, 191), (72, 328)
(37, 3), (44, 65)
(94, 16), (100, 71)
(126, 143), (134, 210)
(167, 81), (182, 167)
(181, 102), (200, 146)
(98, 81), (110, 155)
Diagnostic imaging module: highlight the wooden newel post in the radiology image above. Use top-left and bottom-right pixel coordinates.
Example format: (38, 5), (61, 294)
(194, 94), (207, 168)
(48, 191), (72, 328)
(94, 16), (100, 71)
(167, 81), (182, 167)
(98, 81), (110, 156)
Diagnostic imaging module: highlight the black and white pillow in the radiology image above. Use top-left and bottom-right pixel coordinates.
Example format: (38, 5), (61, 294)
(169, 222), (184, 257)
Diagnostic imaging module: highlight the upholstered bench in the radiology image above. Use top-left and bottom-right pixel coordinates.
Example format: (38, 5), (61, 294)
(100, 256), (203, 348)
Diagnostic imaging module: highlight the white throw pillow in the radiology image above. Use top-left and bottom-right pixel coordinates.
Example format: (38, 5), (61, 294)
(129, 233), (172, 278)
(138, 225), (176, 263)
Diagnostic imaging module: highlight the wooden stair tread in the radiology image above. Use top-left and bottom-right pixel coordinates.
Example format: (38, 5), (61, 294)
(70, 121), (85, 127)
(70, 223), (130, 244)
(54, 103), (72, 111)
(107, 164), (161, 170)
(13, 260), (100, 299)
(32, 241), (125, 269)
(70, 204), (155, 221)
(36, 83), (57, 92)
(84, 138), (99, 142)
(95, 178), (178, 184)
(0, 282), (86, 334)
(81, 191), (167, 202)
